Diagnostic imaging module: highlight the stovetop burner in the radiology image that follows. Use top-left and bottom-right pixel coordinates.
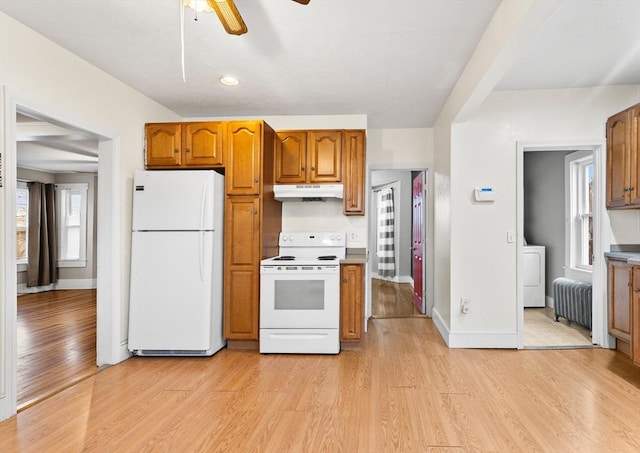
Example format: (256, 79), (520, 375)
(272, 255), (295, 261)
(317, 255), (338, 261)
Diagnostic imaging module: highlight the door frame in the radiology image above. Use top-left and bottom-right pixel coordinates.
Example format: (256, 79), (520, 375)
(367, 166), (431, 321)
(516, 140), (612, 349)
(1, 86), (123, 420)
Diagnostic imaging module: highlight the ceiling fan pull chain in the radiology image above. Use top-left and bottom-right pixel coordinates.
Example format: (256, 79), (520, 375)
(180, 0), (186, 82)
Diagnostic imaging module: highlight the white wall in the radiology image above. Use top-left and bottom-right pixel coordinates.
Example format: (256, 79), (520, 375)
(1, 10), (182, 417)
(447, 85), (640, 346)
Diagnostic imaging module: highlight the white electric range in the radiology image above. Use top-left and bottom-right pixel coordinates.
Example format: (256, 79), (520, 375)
(259, 232), (346, 354)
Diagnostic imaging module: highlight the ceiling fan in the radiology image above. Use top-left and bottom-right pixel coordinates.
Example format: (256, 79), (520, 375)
(189, 0), (310, 36)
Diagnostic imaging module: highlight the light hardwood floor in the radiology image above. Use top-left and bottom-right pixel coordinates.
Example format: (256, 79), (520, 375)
(371, 278), (421, 317)
(2, 317), (640, 452)
(17, 289), (98, 410)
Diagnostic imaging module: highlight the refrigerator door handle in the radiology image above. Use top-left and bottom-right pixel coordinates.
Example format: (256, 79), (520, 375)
(200, 230), (205, 282)
(199, 182), (207, 282)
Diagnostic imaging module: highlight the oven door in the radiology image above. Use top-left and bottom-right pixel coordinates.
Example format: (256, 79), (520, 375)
(260, 265), (340, 329)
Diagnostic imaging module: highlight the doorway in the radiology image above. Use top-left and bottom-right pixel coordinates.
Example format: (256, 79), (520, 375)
(1, 88), (122, 420)
(15, 110), (99, 408)
(517, 141), (608, 350)
(369, 169), (428, 318)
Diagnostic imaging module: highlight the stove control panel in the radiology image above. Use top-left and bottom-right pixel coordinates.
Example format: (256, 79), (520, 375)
(279, 232), (345, 247)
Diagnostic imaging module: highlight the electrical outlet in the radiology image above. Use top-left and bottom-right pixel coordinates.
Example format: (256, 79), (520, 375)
(349, 231), (358, 242)
(460, 298), (470, 314)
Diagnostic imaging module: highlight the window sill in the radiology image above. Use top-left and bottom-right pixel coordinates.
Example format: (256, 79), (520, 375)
(565, 266), (593, 283)
(58, 260), (87, 268)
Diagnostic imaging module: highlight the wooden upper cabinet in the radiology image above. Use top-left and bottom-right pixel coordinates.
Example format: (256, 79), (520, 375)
(145, 122), (224, 169)
(308, 130), (342, 183)
(275, 130), (342, 184)
(630, 105), (640, 207)
(184, 122), (224, 167)
(275, 131), (307, 183)
(145, 123), (182, 168)
(227, 121), (262, 195)
(606, 103), (640, 209)
(342, 130), (366, 215)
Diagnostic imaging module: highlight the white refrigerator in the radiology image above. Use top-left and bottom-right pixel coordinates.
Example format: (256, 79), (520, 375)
(128, 170), (225, 356)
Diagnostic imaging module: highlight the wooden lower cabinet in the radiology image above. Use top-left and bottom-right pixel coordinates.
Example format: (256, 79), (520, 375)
(608, 258), (632, 343)
(340, 263), (364, 342)
(633, 266), (640, 366)
(224, 197), (260, 340)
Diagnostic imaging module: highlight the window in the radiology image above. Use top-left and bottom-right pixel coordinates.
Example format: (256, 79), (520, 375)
(566, 152), (593, 273)
(56, 183), (89, 267)
(16, 182), (29, 265)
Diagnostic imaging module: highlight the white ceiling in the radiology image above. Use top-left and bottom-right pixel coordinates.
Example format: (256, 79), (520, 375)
(2, 0), (639, 172)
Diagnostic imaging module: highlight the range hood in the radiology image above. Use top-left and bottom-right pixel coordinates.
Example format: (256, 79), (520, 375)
(273, 184), (343, 202)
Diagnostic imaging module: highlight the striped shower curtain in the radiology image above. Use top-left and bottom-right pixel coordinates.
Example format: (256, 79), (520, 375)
(377, 187), (395, 278)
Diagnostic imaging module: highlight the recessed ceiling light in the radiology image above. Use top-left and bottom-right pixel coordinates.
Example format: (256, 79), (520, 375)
(220, 76), (239, 86)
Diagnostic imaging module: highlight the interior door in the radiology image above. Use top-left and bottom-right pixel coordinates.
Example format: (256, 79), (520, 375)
(412, 172), (425, 313)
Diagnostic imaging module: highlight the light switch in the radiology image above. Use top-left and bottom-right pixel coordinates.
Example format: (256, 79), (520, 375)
(507, 231), (515, 243)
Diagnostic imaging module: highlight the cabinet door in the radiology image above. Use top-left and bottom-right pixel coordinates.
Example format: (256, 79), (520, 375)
(275, 131), (307, 183)
(184, 122), (224, 167)
(340, 264), (364, 341)
(224, 197), (260, 339)
(342, 130), (366, 215)
(606, 110), (630, 208)
(227, 121), (262, 195)
(633, 267), (640, 366)
(145, 123), (182, 168)
(629, 106), (640, 207)
(608, 259), (632, 342)
(308, 130), (342, 182)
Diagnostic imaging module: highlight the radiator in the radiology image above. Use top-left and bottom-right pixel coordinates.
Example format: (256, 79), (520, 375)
(552, 277), (592, 329)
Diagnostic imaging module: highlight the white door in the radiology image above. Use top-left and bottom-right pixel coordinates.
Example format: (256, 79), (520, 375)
(128, 231), (214, 351)
(132, 170), (216, 231)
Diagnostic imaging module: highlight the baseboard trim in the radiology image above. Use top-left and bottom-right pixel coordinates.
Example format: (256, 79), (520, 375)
(18, 278), (97, 294)
(372, 275), (413, 284)
(431, 307), (517, 349)
(546, 295), (554, 308)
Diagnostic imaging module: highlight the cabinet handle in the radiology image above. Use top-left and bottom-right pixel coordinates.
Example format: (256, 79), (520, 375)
(185, 148), (190, 153)
(174, 148), (179, 154)
(301, 166), (305, 171)
(629, 187), (635, 191)
(254, 178), (259, 183)
(342, 278), (348, 283)
(311, 166), (316, 171)
(624, 187), (629, 192)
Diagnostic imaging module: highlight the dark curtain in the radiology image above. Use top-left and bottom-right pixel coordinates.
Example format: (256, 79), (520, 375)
(27, 182), (58, 287)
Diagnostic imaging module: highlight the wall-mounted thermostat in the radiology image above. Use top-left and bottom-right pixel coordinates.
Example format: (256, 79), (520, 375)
(474, 187), (496, 202)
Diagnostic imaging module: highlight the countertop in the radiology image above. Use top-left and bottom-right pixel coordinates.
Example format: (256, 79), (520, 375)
(605, 245), (640, 264)
(341, 248), (367, 265)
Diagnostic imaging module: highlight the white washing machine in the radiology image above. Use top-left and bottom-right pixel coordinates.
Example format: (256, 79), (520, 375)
(524, 245), (546, 307)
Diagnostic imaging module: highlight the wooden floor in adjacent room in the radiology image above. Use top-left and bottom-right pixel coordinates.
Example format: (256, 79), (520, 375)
(17, 289), (98, 410)
(371, 278), (421, 317)
(2, 316), (640, 452)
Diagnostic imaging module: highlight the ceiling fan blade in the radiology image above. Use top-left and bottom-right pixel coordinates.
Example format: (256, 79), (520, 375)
(207, 0), (248, 35)
(292, 0), (311, 4)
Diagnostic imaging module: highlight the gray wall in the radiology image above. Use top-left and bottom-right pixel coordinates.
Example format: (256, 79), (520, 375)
(523, 151), (571, 298)
(16, 168), (98, 288)
(370, 170), (413, 280)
